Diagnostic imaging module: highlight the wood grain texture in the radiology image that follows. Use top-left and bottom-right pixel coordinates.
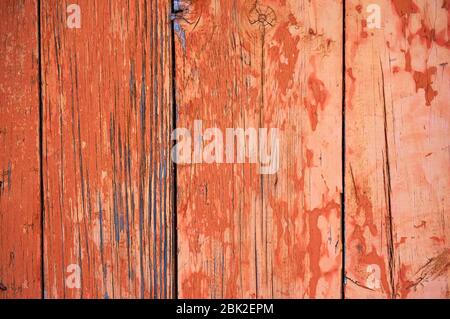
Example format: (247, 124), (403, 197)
(41, 0), (174, 298)
(2, 0), (449, 300)
(0, 0), (41, 299)
(174, 0), (343, 298)
(345, 0), (450, 298)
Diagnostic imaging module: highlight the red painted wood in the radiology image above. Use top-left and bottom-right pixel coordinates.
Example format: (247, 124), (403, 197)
(345, 0), (450, 298)
(0, 0), (41, 299)
(41, 0), (174, 298)
(1, 0), (448, 299)
(174, 0), (343, 298)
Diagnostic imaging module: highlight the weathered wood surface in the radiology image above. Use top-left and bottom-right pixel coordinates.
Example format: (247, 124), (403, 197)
(174, 0), (343, 298)
(1, 0), (449, 300)
(0, 0), (41, 299)
(41, 0), (174, 298)
(345, 0), (450, 298)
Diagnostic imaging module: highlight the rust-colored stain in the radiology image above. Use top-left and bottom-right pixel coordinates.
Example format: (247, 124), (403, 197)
(0, 0), (449, 299)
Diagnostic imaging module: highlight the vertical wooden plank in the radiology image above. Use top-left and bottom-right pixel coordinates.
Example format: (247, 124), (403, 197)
(0, 0), (41, 299)
(41, 0), (174, 298)
(345, 0), (450, 298)
(175, 0), (343, 298)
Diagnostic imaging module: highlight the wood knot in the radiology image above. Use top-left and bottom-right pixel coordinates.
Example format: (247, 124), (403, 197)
(248, 4), (276, 29)
(171, 0), (201, 28)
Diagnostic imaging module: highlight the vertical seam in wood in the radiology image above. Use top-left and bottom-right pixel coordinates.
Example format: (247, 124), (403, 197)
(341, 0), (346, 300)
(170, 0), (178, 300)
(380, 59), (396, 299)
(37, 0), (45, 300)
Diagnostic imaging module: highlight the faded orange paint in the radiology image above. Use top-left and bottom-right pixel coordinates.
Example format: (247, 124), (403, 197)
(175, 0), (343, 298)
(0, 0), (41, 299)
(41, 0), (174, 298)
(345, 0), (450, 298)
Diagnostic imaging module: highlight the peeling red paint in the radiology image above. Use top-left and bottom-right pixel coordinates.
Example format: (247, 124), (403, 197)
(176, 0), (342, 298)
(0, 0), (41, 299)
(304, 73), (329, 131)
(361, 19), (368, 38)
(306, 149), (314, 168)
(394, 237), (408, 249)
(397, 264), (414, 298)
(392, 0), (419, 17)
(270, 18), (300, 96)
(413, 67), (438, 106)
(346, 0), (449, 299)
(404, 50), (412, 72)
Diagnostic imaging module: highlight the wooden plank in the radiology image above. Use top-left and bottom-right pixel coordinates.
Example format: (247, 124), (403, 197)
(345, 0), (450, 298)
(174, 0), (343, 298)
(41, 0), (174, 298)
(0, 0), (41, 299)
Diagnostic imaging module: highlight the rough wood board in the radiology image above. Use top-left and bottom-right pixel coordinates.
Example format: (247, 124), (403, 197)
(41, 0), (174, 298)
(0, 0), (41, 299)
(345, 0), (450, 298)
(174, 0), (343, 298)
